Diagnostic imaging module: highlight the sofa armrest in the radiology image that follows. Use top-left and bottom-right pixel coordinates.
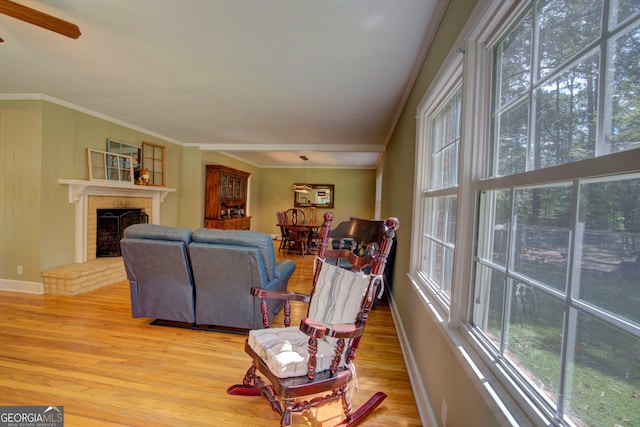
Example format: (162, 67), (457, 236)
(274, 259), (296, 279)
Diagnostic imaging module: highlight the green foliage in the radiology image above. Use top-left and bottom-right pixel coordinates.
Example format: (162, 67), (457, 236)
(512, 323), (640, 427)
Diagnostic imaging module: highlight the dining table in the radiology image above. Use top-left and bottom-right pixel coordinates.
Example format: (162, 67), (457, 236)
(277, 222), (322, 255)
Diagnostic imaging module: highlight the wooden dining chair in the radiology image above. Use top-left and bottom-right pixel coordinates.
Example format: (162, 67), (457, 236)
(304, 207), (320, 249)
(284, 208), (308, 255)
(284, 207), (305, 225)
(228, 211), (399, 426)
(276, 211), (292, 253)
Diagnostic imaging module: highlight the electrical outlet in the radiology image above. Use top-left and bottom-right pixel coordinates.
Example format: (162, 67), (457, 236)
(17, 265), (23, 276)
(441, 398), (447, 426)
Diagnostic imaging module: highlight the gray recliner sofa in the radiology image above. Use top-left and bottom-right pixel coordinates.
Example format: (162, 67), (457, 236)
(120, 223), (296, 332)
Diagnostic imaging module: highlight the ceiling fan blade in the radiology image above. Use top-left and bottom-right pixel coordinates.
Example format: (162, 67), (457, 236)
(0, 0), (81, 39)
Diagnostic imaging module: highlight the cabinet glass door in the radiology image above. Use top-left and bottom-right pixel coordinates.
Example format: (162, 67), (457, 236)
(236, 177), (242, 199)
(221, 174), (227, 198)
(227, 174), (234, 199)
(240, 178), (246, 200)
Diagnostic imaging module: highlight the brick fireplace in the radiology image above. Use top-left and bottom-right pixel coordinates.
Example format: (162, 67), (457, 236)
(59, 179), (174, 263)
(44, 180), (175, 295)
(89, 197), (151, 260)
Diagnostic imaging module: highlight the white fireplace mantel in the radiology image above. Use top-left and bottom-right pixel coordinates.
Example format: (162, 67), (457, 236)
(60, 179), (176, 263)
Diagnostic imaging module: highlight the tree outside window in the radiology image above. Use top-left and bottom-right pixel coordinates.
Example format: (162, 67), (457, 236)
(473, 2), (640, 425)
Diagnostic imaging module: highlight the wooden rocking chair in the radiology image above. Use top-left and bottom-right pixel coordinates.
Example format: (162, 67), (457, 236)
(228, 212), (399, 426)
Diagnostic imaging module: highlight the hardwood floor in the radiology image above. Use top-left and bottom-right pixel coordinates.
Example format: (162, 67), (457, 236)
(0, 244), (421, 426)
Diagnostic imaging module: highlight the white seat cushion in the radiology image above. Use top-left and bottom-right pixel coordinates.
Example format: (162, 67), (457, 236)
(249, 261), (372, 379)
(249, 326), (340, 378)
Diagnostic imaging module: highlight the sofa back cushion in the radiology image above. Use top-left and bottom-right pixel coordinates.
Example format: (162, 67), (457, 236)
(189, 243), (268, 329)
(123, 223), (192, 243)
(192, 228), (276, 281)
(120, 224), (195, 323)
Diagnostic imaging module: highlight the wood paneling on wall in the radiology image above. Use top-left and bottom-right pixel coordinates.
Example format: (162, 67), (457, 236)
(38, 101), (183, 272)
(0, 99), (184, 288)
(0, 100), (43, 283)
(1, 99), (377, 290)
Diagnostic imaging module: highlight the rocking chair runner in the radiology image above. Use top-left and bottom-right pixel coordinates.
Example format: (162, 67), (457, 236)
(228, 212), (399, 426)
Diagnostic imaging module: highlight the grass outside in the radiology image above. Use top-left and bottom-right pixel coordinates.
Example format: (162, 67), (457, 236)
(510, 323), (640, 427)
(483, 250), (640, 426)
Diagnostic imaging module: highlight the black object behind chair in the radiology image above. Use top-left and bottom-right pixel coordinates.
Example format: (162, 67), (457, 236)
(329, 217), (398, 293)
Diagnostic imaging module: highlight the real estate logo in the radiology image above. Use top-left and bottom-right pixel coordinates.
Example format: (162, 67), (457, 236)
(0, 406), (63, 427)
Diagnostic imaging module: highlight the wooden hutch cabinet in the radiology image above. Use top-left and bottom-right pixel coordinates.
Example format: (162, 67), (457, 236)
(204, 165), (251, 230)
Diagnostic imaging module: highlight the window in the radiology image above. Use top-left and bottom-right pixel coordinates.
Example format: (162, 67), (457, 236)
(86, 148), (134, 183)
(375, 168), (383, 220)
(106, 138), (141, 168)
(415, 83), (462, 307)
(141, 141), (166, 186)
(471, 1), (640, 425)
(412, 0), (640, 426)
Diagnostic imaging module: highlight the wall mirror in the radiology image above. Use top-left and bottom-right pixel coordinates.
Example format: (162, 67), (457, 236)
(293, 184), (334, 208)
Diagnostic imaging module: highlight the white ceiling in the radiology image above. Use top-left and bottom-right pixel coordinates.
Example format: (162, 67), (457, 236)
(0, 0), (445, 168)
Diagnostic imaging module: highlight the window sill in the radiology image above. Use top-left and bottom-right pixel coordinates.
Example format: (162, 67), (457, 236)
(407, 273), (546, 427)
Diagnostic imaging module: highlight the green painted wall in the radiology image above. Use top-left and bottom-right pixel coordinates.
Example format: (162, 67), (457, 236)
(0, 99), (186, 281)
(38, 101), (185, 271)
(0, 100), (43, 284)
(0, 100), (375, 285)
(255, 167), (376, 236)
(381, 0), (501, 426)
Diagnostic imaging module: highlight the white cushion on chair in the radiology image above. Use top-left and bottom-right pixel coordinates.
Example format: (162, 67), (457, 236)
(248, 326), (339, 378)
(248, 261), (372, 379)
(309, 260), (371, 325)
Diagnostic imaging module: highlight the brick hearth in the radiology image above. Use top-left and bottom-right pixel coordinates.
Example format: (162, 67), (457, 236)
(42, 257), (126, 296)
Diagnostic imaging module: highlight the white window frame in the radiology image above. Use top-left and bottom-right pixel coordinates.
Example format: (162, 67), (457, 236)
(86, 148), (134, 184)
(408, 0), (640, 425)
(412, 47), (464, 315)
(466, 2), (640, 425)
(375, 167), (383, 220)
(412, 4), (538, 425)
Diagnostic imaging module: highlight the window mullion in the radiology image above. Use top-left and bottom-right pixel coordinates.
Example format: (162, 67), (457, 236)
(528, 3), (539, 174)
(501, 187), (517, 357)
(555, 179), (581, 423)
(449, 38), (489, 327)
(598, 1), (612, 156)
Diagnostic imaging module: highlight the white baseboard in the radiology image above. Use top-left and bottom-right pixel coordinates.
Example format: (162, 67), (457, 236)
(388, 292), (438, 427)
(0, 279), (44, 294)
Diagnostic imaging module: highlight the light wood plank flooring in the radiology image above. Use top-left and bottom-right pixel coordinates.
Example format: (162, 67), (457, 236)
(0, 244), (421, 426)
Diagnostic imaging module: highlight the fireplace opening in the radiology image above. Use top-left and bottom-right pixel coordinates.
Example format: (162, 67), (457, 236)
(97, 209), (149, 257)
